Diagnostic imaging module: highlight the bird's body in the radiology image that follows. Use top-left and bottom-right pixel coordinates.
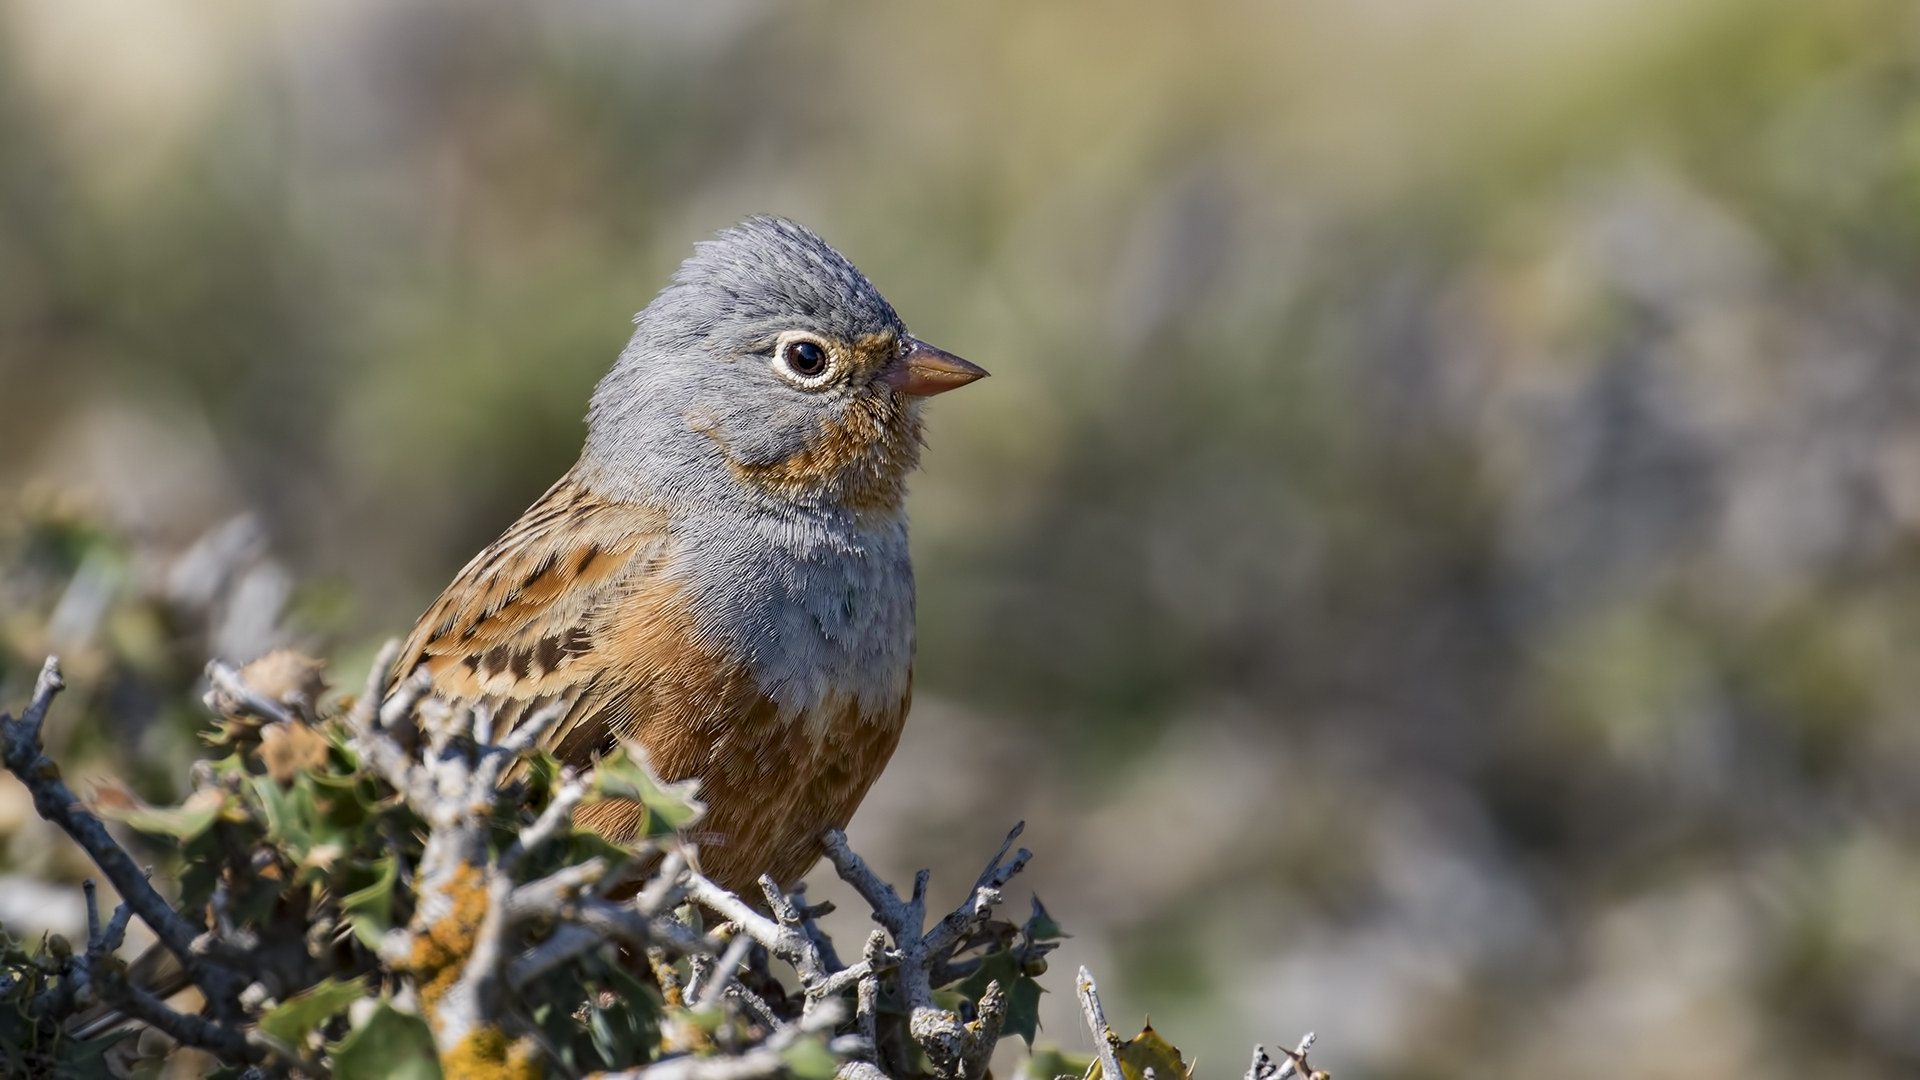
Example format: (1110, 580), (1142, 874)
(392, 217), (982, 892)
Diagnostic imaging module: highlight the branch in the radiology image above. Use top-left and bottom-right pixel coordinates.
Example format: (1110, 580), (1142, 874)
(1076, 967), (1126, 1080)
(1269, 1032), (1320, 1080)
(821, 826), (1028, 1080)
(345, 638), (402, 735)
(822, 830), (931, 1011)
(694, 932), (756, 1011)
(205, 660), (294, 726)
(686, 873), (831, 995)
(500, 772), (589, 873)
(597, 1000), (848, 1080)
(93, 960), (261, 1065)
(924, 823), (1029, 959)
(506, 897), (717, 991)
(0, 657), (244, 1019)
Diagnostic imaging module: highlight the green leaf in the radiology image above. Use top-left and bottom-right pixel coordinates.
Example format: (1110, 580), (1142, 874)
(955, 952), (1046, 1046)
(1023, 1045), (1094, 1080)
(1003, 976), (1045, 1046)
(341, 856), (398, 949)
(1025, 896), (1068, 942)
(178, 831), (226, 912)
(259, 977), (366, 1045)
(586, 741), (706, 838)
(781, 1034), (841, 1080)
(954, 950), (1019, 999)
(333, 999), (442, 1080)
(250, 774), (308, 856)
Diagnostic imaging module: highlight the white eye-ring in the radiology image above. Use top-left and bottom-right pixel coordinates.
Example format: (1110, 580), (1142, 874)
(770, 331), (839, 390)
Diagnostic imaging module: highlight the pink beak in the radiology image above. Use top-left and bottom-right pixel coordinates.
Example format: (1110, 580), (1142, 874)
(881, 340), (989, 397)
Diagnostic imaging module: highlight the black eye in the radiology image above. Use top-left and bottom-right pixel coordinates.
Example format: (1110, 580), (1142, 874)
(782, 339), (829, 377)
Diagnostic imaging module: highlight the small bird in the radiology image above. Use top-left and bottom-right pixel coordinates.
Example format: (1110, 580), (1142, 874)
(392, 216), (985, 894)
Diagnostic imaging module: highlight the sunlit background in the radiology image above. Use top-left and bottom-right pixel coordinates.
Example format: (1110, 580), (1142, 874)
(6, 0), (1920, 1076)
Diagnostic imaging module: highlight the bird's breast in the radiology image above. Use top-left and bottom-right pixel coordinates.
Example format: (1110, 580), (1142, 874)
(671, 506), (915, 732)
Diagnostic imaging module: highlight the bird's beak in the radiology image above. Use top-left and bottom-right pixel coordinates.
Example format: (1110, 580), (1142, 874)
(881, 340), (988, 397)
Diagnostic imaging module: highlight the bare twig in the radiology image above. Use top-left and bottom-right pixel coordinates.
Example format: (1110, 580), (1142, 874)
(598, 1000), (847, 1080)
(206, 660), (294, 726)
(1077, 966), (1126, 1080)
(1272, 1031), (1320, 1080)
(0, 658), (245, 1021)
(924, 823), (1030, 959)
(695, 932), (755, 1011)
(855, 930), (885, 1064)
(687, 872), (834, 1001)
(820, 825), (1036, 1080)
(790, 884), (843, 973)
(501, 773), (589, 873)
(93, 961), (261, 1065)
(377, 664), (434, 732)
(346, 639), (402, 735)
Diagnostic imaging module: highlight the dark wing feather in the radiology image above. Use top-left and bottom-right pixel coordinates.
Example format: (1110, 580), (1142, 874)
(393, 472), (672, 750)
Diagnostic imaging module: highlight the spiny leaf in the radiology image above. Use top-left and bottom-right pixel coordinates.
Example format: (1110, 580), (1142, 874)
(780, 1034), (841, 1080)
(955, 951), (1047, 1046)
(586, 740), (706, 837)
(341, 856), (398, 949)
(1025, 896), (1068, 942)
(332, 999), (442, 1080)
(1087, 1022), (1193, 1080)
(1023, 1045), (1094, 1080)
(259, 977), (366, 1045)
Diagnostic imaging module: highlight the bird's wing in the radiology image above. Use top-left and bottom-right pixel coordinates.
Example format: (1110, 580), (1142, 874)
(393, 471), (674, 750)
(392, 470), (908, 892)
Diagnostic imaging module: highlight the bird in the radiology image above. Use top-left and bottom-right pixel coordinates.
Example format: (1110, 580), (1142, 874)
(390, 216), (985, 895)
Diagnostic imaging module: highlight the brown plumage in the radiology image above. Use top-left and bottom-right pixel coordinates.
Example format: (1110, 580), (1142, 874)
(392, 473), (911, 890)
(389, 218), (984, 894)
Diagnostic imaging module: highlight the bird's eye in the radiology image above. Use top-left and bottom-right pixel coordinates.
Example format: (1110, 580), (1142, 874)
(784, 340), (827, 376)
(773, 335), (837, 387)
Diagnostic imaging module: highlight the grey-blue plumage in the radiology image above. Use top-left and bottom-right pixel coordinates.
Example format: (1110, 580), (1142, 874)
(396, 216), (986, 891)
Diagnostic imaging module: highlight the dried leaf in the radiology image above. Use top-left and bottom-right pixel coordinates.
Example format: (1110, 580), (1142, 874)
(1087, 1022), (1193, 1080)
(88, 785), (229, 842)
(260, 720), (330, 783)
(239, 649), (330, 720)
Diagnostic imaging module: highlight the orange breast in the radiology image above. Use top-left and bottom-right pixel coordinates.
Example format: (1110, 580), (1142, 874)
(576, 687), (908, 892)
(555, 575), (911, 893)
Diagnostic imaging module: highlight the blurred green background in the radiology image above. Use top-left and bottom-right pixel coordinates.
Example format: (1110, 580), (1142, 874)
(7, 0), (1920, 1076)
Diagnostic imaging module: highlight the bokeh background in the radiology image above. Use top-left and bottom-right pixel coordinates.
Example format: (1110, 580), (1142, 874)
(6, 0), (1920, 1076)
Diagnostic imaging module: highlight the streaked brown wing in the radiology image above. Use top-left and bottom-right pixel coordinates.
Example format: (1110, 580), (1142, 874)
(393, 472), (671, 748)
(393, 469), (913, 892)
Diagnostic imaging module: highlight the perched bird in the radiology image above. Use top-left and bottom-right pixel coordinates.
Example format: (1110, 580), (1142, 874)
(392, 216), (985, 893)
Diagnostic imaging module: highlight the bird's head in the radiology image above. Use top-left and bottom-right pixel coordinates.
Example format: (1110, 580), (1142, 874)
(582, 216), (985, 515)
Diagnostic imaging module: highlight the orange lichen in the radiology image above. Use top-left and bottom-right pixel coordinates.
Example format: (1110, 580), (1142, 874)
(407, 862), (491, 1016)
(441, 1024), (541, 1080)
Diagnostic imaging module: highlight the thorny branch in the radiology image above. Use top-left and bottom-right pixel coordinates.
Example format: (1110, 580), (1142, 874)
(2, 648), (1326, 1079)
(819, 825), (1029, 1080)
(0, 658), (247, 1022)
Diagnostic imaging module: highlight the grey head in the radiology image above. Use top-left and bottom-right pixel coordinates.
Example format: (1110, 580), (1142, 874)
(579, 216), (985, 515)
